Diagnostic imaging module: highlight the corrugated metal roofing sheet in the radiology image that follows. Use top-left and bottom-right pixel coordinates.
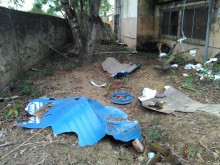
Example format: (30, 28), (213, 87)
(19, 97), (105, 146)
(19, 97), (142, 146)
(88, 99), (142, 142)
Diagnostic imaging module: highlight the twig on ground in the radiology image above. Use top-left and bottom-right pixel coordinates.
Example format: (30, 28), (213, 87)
(167, 144), (189, 164)
(198, 140), (219, 160)
(36, 153), (48, 165)
(0, 142), (13, 148)
(0, 96), (20, 102)
(0, 128), (45, 160)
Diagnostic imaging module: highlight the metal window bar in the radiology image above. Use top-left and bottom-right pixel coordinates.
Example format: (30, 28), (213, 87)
(191, 9), (196, 39)
(161, 10), (178, 38)
(160, 2), (208, 45)
(168, 11), (171, 35)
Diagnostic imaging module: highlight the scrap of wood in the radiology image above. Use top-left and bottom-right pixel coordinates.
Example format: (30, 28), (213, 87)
(0, 96), (20, 102)
(132, 139), (144, 153)
(36, 153), (48, 165)
(0, 142), (13, 148)
(197, 153), (205, 163)
(198, 140), (219, 159)
(94, 51), (132, 55)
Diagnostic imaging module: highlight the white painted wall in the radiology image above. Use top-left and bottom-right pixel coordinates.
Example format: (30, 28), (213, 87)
(121, 0), (138, 18)
(115, 0), (138, 50)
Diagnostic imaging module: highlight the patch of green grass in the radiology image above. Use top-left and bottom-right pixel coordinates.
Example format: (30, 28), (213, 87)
(64, 63), (74, 72)
(147, 124), (161, 142)
(23, 84), (31, 94)
(178, 144), (197, 159)
(122, 76), (129, 85)
(42, 64), (54, 76)
(4, 103), (22, 118)
(31, 86), (41, 96)
(181, 73), (199, 92)
(22, 83), (41, 96)
(173, 56), (197, 66)
(134, 113), (142, 122)
(213, 63), (220, 73)
(105, 78), (114, 94)
(186, 145), (198, 158)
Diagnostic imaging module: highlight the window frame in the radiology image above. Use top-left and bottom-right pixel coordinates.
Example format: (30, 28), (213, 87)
(159, 3), (209, 46)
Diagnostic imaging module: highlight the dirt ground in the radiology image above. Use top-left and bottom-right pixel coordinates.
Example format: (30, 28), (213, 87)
(0, 43), (220, 165)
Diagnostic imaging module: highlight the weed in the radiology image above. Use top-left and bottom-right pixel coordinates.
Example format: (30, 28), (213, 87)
(23, 84), (31, 94)
(181, 73), (199, 92)
(42, 64), (54, 76)
(64, 63), (74, 72)
(135, 114), (142, 122)
(173, 56), (197, 66)
(26, 70), (36, 79)
(186, 145), (197, 158)
(105, 78), (114, 94)
(22, 83), (41, 96)
(213, 79), (220, 88)
(122, 76), (129, 85)
(31, 86), (41, 96)
(147, 124), (161, 142)
(178, 144), (197, 159)
(213, 63), (220, 72)
(4, 103), (22, 118)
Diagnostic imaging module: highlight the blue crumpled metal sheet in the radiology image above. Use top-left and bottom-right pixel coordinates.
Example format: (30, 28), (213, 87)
(88, 99), (142, 142)
(19, 97), (142, 146)
(19, 97), (105, 146)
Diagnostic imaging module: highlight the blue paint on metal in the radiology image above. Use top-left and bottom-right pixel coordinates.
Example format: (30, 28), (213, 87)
(110, 91), (133, 104)
(88, 99), (142, 141)
(19, 97), (105, 146)
(19, 97), (142, 146)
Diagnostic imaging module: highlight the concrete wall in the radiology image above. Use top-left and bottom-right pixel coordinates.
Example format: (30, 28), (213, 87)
(0, 7), (71, 93)
(136, 0), (159, 51)
(115, 0), (138, 50)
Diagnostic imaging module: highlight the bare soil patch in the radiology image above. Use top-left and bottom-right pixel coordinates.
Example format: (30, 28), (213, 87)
(0, 43), (220, 165)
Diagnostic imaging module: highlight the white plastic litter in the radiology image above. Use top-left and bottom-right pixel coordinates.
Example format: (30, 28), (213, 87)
(159, 53), (168, 58)
(148, 152), (155, 159)
(184, 63), (203, 70)
(189, 49), (197, 57)
(170, 64), (178, 68)
(205, 58), (218, 64)
(138, 88), (157, 101)
(90, 80), (106, 87)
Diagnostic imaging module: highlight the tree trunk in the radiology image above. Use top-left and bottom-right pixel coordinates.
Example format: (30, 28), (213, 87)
(60, 0), (100, 66)
(79, 0), (101, 66)
(79, 0), (83, 13)
(60, 0), (82, 51)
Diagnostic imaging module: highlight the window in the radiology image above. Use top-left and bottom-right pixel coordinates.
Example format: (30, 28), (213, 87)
(161, 10), (179, 36)
(160, 4), (209, 44)
(183, 6), (208, 40)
